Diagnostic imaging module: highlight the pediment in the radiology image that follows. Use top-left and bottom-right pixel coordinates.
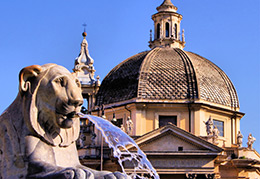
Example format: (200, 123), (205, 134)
(133, 124), (223, 153)
(140, 132), (202, 151)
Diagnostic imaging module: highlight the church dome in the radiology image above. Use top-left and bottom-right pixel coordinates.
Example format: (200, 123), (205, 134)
(95, 47), (239, 110)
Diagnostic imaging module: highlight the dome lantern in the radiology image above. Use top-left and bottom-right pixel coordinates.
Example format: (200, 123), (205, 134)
(149, 0), (185, 49)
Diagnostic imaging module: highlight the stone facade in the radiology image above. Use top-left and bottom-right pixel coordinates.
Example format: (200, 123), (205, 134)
(76, 0), (260, 178)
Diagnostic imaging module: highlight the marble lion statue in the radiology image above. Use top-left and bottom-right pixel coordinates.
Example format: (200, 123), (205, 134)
(0, 64), (126, 179)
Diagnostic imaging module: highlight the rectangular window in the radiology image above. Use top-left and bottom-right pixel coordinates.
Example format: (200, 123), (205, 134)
(159, 116), (177, 127)
(116, 118), (123, 127)
(213, 119), (224, 137)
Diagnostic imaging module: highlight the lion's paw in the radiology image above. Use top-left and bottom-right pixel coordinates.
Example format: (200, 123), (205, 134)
(104, 172), (130, 179)
(47, 168), (94, 179)
(59, 169), (75, 179)
(114, 172), (131, 179)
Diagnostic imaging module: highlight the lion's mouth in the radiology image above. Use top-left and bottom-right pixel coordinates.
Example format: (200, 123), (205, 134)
(66, 111), (77, 119)
(56, 111), (78, 128)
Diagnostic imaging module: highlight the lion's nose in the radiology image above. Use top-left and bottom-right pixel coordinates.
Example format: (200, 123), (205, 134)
(69, 99), (83, 107)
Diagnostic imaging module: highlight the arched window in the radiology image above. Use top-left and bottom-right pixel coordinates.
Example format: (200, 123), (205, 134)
(165, 22), (170, 38)
(174, 24), (178, 39)
(157, 23), (160, 39)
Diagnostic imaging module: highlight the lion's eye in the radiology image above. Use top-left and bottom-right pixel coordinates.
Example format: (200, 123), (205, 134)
(56, 77), (65, 87)
(75, 79), (81, 88)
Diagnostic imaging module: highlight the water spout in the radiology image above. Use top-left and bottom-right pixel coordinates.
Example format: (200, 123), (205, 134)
(78, 113), (160, 179)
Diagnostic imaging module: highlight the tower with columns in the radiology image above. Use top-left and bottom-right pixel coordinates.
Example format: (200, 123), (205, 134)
(73, 31), (100, 112)
(149, 0), (185, 49)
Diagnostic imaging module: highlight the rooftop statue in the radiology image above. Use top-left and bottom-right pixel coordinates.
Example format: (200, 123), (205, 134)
(237, 131), (243, 147)
(247, 133), (256, 150)
(204, 116), (214, 135)
(0, 64), (125, 179)
(212, 126), (219, 145)
(126, 116), (133, 135)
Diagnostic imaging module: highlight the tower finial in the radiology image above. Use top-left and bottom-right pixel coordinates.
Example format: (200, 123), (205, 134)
(82, 23), (87, 38)
(182, 29), (185, 43)
(150, 29), (153, 41)
(82, 23), (87, 32)
(161, 0), (174, 6)
(157, 0), (177, 12)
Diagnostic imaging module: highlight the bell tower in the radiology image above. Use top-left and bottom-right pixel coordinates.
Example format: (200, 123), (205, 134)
(149, 0), (185, 49)
(73, 31), (100, 112)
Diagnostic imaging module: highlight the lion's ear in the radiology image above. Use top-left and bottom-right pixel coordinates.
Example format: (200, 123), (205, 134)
(19, 65), (42, 94)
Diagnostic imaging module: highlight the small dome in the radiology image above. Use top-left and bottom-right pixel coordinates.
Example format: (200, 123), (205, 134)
(157, 0), (177, 12)
(96, 47), (239, 110)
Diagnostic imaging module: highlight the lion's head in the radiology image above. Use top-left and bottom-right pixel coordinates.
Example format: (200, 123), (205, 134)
(19, 63), (83, 147)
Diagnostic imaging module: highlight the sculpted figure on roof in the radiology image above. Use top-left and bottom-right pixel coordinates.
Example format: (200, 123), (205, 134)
(237, 131), (243, 147)
(247, 133), (256, 150)
(204, 116), (214, 135)
(126, 116), (133, 135)
(212, 126), (219, 145)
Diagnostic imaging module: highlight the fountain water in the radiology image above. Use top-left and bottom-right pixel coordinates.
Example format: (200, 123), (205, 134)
(78, 113), (160, 179)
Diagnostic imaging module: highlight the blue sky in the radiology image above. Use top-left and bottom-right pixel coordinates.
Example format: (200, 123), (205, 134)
(0, 0), (259, 151)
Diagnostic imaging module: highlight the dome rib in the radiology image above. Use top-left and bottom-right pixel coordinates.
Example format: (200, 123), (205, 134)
(95, 51), (150, 106)
(209, 63), (239, 108)
(186, 52), (239, 108)
(137, 48), (193, 101)
(175, 48), (198, 100)
(138, 48), (161, 99)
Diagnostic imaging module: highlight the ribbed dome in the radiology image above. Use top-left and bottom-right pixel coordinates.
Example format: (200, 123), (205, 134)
(96, 47), (239, 109)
